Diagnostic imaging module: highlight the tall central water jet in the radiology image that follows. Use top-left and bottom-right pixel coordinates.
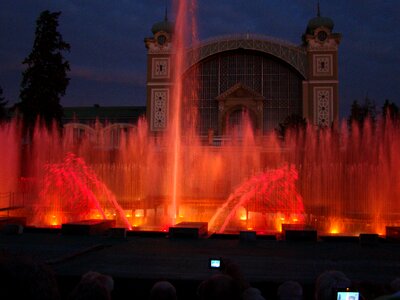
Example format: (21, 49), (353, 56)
(169, 0), (198, 224)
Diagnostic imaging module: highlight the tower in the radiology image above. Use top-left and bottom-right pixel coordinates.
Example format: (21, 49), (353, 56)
(302, 5), (341, 127)
(144, 11), (174, 132)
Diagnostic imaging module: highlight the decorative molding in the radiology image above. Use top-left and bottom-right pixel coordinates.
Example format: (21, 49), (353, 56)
(313, 86), (333, 127)
(151, 88), (169, 131)
(307, 38), (338, 51)
(216, 82), (264, 101)
(184, 34), (307, 78)
(146, 40), (172, 54)
(152, 57), (170, 79)
(313, 54), (333, 76)
(147, 82), (174, 86)
(308, 80), (338, 84)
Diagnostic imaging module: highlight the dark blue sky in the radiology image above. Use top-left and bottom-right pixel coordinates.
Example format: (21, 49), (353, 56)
(1, 0), (399, 118)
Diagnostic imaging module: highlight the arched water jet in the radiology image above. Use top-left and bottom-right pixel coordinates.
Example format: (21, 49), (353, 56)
(31, 153), (131, 229)
(208, 165), (305, 233)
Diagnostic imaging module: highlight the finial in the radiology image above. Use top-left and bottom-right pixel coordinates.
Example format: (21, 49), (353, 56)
(164, 0), (168, 21)
(317, 0), (321, 17)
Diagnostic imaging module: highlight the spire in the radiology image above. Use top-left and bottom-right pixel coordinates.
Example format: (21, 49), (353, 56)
(317, 0), (321, 17)
(151, 1), (174, 35)
(164, 0), (168, 21)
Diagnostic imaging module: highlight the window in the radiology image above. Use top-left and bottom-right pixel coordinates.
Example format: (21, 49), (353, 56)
(183, 50), (303, 135)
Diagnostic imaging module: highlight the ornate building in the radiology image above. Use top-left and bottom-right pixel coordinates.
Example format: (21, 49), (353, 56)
(145, 10), (341, 135)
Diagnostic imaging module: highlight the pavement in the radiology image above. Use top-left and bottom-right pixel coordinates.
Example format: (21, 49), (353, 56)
(1, 230), (399, 299)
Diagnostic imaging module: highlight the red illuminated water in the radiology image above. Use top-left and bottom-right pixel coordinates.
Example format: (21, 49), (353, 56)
(170, 0), (188, 224)
(31, 153), (131, 229)
(1, 115), (400, 235)
(0, 121), (20, 209)
(209, 165), (305, 233)
(1, 1), (399, 235)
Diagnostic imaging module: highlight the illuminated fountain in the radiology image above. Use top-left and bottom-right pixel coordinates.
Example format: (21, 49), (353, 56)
(1, 1), (400, 236)
(208, 164), (305, 233)
(30, 153), (131, 229)
(2, 114), (400, 236)
(0, 121), (20, 209)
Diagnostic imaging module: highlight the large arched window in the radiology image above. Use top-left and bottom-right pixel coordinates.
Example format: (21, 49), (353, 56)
(183, 49), (303, 135)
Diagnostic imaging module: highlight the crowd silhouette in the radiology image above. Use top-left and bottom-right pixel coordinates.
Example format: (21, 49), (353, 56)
(0, 254), (399, 300)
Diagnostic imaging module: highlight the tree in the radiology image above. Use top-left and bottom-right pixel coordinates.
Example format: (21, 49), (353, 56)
(0, 85), (8, 122)
(347, 97), (377, 128)
(17, 10), (70, 131)
(276, 114), (307, 138)
(382, 99), (399, 122)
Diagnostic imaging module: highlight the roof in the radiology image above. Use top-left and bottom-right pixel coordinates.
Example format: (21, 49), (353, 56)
(63, 106), (146, 124)
(306, 16), (334, 34)
(151, 11), (174, 35)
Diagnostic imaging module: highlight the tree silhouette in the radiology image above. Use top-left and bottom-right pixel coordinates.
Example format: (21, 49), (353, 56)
(17, 10), (70, 132)
(348, 97), (377, 128)
(276, 114), (307, 138)
(0, 85), (8, 122)
(382, 99), (399, 122)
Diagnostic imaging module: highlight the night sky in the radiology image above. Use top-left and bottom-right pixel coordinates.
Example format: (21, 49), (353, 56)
(1, 0), (399, 119)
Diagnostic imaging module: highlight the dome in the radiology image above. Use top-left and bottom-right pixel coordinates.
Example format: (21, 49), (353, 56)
(306, 16), (334, 34)
(151, 17), (174, 35)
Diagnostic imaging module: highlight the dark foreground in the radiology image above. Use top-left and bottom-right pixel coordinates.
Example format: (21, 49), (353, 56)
(1, 230), (399, 299)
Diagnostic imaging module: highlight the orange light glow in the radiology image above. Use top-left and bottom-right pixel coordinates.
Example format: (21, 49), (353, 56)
(330, 228), (339, 234)
(240, 215), (247, 221)
(329, 222), (341, 234)
(134, 209), (144, 218)
(48, 214), (61, 226)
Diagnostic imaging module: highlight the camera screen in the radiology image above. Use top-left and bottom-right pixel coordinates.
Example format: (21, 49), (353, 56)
(337, 291), (359, 300)
(210, 259), (221, 268)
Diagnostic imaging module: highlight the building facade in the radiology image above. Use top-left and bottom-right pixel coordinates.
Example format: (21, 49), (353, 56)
(145, 11), (341, 136)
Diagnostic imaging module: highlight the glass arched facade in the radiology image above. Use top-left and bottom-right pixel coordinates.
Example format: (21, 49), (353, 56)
(183, 49), (304, 135)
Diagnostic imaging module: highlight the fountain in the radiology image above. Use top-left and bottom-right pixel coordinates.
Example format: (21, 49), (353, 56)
(2, 112), (400, 236)
(0, 108), (400, 235)
(1, 0), (399, 236)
